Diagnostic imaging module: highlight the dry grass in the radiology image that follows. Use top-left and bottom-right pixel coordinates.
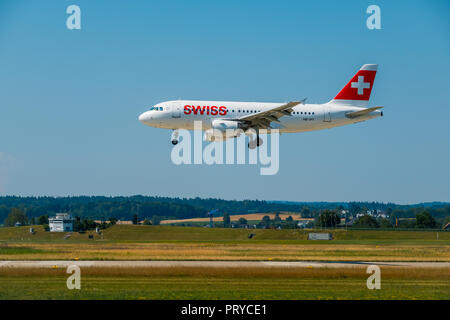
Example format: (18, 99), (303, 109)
(1, 242), (449, 261)
(1, 265), (449, 280)
(160, 213), (313, 224)
(1, 225), (449, 262)
(1, 266), (448, 299)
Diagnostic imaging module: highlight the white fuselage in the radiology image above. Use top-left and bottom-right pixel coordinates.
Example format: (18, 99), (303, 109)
(138, 100), (382, 133)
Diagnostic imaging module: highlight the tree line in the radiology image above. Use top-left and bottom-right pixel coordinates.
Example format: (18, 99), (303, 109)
(315, 209), (447, 229)
(1, 196), (449, 228)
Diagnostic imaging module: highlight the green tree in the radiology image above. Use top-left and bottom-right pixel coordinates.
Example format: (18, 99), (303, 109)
(74, 216), (82, 231)
(354, 215), (379, 228)
(300, 207), (310, 218)
(109, 217), (118, 225)
(80, 219), (97, 231)
(238, 217), (247, 225)
(274, 212), (281, 222)
(318, 210), (340, 228)
(132, 214), (139, 225)
(378, 217), (392, 228)
(38, 215), (48, 225)
(286, 216), (293, 222)
(152, 215), (161, 226)
(4, 208), (28, 227)
(260, 215), (272, 228)
(416, 211), (436, 228)
(223, 213), (231, 228)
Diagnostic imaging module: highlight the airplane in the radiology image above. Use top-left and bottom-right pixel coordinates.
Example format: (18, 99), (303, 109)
(138, 64), (382, 149)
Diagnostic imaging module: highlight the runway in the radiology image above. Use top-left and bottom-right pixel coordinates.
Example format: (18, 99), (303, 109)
(1, 260), (449, 269)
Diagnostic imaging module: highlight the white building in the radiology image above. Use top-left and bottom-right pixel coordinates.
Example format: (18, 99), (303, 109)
(49, 213), (74, 232)
(297, 221), (309, 229)
(308, 233), (333, 240)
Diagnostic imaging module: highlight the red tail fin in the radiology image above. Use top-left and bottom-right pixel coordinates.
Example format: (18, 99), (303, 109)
(331, 64), (377, 107)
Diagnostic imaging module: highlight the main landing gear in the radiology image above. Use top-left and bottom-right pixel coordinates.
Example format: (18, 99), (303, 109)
(248, 134), (263, 149)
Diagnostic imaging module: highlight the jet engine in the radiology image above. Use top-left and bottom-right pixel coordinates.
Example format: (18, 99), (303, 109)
(211, 119), (242, 131)
(205, 120), (244, 142)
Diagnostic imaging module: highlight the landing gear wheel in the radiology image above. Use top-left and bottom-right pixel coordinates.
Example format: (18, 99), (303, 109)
(248, 141), (257, 149)
(171, 130), (179, 145)
(256, 136), (263, 147)
(248, 136), (263, 149)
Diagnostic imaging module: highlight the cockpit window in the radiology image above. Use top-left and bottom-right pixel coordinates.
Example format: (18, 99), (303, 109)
(149, 106), (163, 111)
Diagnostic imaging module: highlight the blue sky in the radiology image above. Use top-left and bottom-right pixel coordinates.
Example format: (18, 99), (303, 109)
(0, 0), (449, 203)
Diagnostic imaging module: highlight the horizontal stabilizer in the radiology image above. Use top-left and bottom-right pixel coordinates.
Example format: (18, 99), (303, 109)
(345, 106), (383, 119)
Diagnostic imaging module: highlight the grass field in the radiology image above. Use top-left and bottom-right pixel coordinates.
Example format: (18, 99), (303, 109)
(1, 266), (448, 299)
(2, 224), (449, 242)
(0, 225), (449, 261)
(1, 225), (449, 299)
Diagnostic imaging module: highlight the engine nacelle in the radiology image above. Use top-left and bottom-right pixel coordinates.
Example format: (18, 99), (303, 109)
(205, 120), (244, 142)
(211, 119), (241, 131)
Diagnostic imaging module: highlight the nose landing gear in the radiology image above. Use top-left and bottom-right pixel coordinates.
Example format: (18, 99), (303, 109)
(171, 130), (179, 145)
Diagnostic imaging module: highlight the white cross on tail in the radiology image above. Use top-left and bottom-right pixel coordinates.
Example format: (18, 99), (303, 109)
(351, 76), (370, 95)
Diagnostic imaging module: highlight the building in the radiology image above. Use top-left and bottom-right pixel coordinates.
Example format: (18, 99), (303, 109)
(308, 233), (333, 240)
(297, 221), (309, 229)
(94, 220), (133, 225)
(49, 213), (74, 232)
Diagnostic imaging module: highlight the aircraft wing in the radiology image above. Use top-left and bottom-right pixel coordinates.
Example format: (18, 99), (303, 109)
(346, 106), (383, 119)
(234, 100), (305, 129)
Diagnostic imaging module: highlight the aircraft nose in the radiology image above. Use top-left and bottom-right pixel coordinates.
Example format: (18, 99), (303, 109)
(138, 111), (151, 124)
